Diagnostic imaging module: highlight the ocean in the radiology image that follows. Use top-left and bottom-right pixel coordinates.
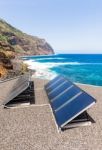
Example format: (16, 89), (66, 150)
(22, 54), (102, 86)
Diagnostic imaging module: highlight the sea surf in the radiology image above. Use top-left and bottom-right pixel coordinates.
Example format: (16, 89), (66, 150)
(22, 54), (102, 86)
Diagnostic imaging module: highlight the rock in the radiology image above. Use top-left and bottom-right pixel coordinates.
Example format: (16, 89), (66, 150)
(0, 18), (55, 79)
(0, 18), (54, 55)
(0, 64), (8, 78)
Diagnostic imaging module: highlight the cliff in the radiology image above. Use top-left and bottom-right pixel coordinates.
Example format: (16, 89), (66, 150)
(0, 18), (54, 78)
(0, 19), (54, 55)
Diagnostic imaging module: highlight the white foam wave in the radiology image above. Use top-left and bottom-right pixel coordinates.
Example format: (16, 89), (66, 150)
(24, 60), (80, 70)
(24, 59), (79, 80)
(23, 59), (102, 80)
(35, 57), (65, 60)
(24, 60), (58, 80)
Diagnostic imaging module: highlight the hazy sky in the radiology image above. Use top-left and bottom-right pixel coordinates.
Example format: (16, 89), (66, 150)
(0, 0), (102, 53)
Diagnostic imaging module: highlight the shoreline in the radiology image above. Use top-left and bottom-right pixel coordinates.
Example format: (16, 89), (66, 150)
(31, 75), (102, 88)
(75, 82), (102, 88)
(22, 54), (102, 87)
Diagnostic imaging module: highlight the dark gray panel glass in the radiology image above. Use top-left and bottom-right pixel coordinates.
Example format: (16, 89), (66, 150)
(54, 92), (95, 127)
(48, 81), (72, 100)
(45, 75), (62, 89)
(51, 86), (81, 110)
(46, 77), (65, 93)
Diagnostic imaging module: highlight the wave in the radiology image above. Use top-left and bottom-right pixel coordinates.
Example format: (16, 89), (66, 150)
(34, 57), (65, 60)
(23, 59), (102, 80)
(24, 60), (80, 69)
(23, 60), (58, 80)
(24, 59), (102, 66)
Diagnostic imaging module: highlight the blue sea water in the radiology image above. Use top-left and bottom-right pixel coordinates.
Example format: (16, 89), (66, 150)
(22, 54), (102, 86)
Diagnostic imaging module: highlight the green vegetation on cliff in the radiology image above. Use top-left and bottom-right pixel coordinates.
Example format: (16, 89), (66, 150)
(0, 18), (54, 78)
(0, 18), (54, 55)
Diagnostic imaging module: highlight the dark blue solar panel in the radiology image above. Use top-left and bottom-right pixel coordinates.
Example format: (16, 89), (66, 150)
(48, 81), (72, 100)
(45, 75), (96, 129)
(54, 92), (95, 127)
(45, 75), (62, 89)
(51, 86), (81, 110)
(46, 77), (65, 93)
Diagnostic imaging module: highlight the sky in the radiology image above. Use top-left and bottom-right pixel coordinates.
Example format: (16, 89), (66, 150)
(0, 0), (102, 53)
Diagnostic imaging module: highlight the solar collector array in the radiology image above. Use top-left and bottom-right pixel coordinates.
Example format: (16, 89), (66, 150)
(45, 75), (96, 130)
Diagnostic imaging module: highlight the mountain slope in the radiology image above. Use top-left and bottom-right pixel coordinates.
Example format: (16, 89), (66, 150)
(0, 19), (54, 55)
(0, 19), (54, 78)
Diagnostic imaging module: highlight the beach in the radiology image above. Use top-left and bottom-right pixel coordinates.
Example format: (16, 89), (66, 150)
(0, 77), (102, 150)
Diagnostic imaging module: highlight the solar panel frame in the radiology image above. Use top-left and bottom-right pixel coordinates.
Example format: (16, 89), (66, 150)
(45, 75), (96, 130)
(61, 111), (92, 130)
(54, 92), (96, 127)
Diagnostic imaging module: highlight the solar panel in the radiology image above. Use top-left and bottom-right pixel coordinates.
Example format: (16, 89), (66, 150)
(47, 81), (73, 100)
(45, 75), (96, 130)
(46, 77), (65, 93)
(55, 92), (95, 127)
(45, 75), (62, 89)
(51, 86), (82, 110)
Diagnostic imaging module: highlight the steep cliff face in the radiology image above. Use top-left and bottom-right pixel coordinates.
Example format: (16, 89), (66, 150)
(0, 18), (54, 78)
(0, 19), (54, 55)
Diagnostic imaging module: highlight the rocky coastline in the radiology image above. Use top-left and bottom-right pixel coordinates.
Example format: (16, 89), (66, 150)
(0, 19), (54, 79)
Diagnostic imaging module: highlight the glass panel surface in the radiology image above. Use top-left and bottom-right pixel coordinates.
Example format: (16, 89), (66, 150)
(54, 92), (95, 127)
